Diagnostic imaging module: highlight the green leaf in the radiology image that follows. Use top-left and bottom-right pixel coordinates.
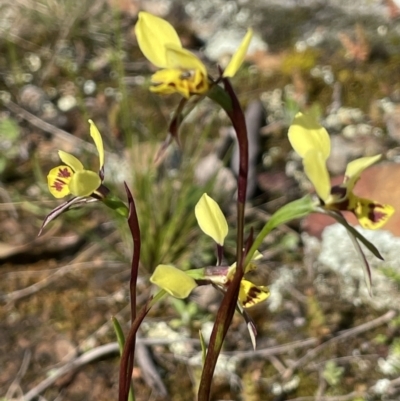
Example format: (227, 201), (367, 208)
(186, 267), (206, 280)
(246, 195), (315, 264)
(322, 360), (344, 386)
(112, 316), (126, 355)
(199, 330), (207, 365)
(206, 84), (233, 112)
(0, 117), (19, 140)
(102, 193), (129, 217)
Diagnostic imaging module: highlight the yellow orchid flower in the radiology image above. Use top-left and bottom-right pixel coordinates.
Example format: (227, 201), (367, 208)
(47, 120), (105, 198)
(288, 112), (394, 229)
(195, 193), (269, 308)
(149, 194), (269, 308)
(135, 12), (253, 98)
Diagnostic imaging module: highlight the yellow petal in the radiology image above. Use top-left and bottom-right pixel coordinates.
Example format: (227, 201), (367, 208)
(150, 69), (190, 97)
(288, 112), (330, 160)
(351, 195), (395, 230)
(239, 279), (270, 308)
(165, 44), (207, 76)
(47, 165), (73, 198)
(150, 68), (209, 98)
(303, 149), (331, 201)
(68, 170), (101, 197)
(343, 154), (381, 193)
(89, 119), (105, 170)
(58, 150), (84, 172)
(135, 11), (182, 68)
(195, 193), (228, 246)
(223, 28), (253, 78)
(150, 264), (197, 298)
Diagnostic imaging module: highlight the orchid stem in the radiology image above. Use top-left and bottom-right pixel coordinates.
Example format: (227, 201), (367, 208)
(198, 78), (248, 401)
(118, 184), (142, 401)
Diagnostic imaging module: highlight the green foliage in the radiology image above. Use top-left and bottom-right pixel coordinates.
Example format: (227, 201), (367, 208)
(379, 266), (400, 286)
(390, 315), (400, 328)
(374, 333), (388, 345)
(322, 360), (345, 387)
(281, 48), (320, 75)
(0, 117), (20, 174)
(247, 195), (315, 263)
(0, 117), (19, 140)
(124, 146), (213, 272)
(390, 338), (400, 356)
(169, 298), (201, 328)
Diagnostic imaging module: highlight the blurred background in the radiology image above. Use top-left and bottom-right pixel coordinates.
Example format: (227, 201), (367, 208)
(2, 0), (400, 400)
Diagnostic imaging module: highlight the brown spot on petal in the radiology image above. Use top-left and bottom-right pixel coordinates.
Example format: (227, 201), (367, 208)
(248, 286), (262, 299)
(58, 167), (72, 178)
(369, 204), (385, 223)
(330, 185), (347, 199)
(52, 179), (67, 192)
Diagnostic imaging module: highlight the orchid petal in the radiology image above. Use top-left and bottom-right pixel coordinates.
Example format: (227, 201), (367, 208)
(89, 119), (105, 171)
(239, 279), (270, 308)
(303, 149), (331, 201)
(195, 193), (228, 246)
(150, 69), (190, 97)
(343, 154), (381, 192)
(47, 165), (73, 198)
(58, 150), (84, 172)
(165, 44), (207, 76)
(135, 11), (182, 68)
(288, 112), (330, 160)
(223, 28), (253, 78)
(150, 264), (197, 298)
(350, 195), (395, 230)
(68, 170), (101, 197)
(150, 67), (208, 98)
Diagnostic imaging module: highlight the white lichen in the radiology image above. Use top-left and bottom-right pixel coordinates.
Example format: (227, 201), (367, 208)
(316, 224), (400, 309)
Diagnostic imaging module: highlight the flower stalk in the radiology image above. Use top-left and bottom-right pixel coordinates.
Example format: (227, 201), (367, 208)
(198, 77), (249, 401)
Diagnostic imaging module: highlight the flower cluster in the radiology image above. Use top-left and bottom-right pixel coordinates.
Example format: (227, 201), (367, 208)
(47, 120), (105, 199)
(288, 112), (394, 229)
(135, 11), (253, 98)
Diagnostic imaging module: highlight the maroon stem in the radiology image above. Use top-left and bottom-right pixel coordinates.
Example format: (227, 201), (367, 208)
(124, 183), (140, 323)
(198, 77), (248, 401)
(118, 183), (142, 401)
(118, 300), (152, 401)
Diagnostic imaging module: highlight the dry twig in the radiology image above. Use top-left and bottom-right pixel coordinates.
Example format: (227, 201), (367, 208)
(282, 310), (397, 379)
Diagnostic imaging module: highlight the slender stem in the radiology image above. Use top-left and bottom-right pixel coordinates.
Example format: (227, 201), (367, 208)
(118, 184), (141, 401)
(125, 184), (140, 323)
(198, 78), (248, 401)
(119, 300), (153, 401)
(223, 78), (249, 260)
